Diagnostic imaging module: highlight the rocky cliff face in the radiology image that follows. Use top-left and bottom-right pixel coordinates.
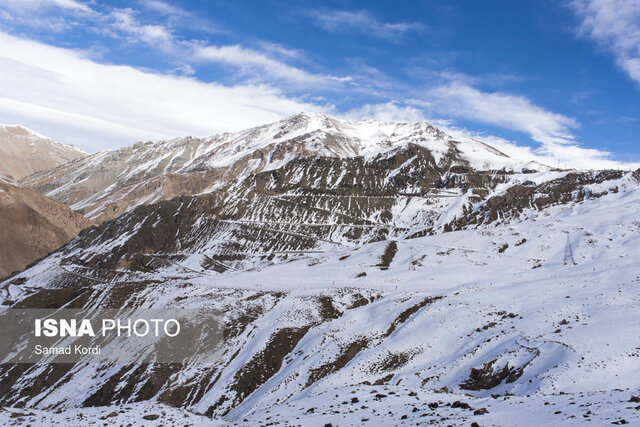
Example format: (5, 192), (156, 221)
(23, 142), (520, 277)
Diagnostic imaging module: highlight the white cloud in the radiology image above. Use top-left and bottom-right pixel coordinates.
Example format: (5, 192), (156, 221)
(138, 0), (185, 16)
(50, 0), (91, 12)
(256, 41), (306, 62)
(426, 83), (638, 169)
(107, 8), (175, 49)
(100, 8), (348, 90)
(571, 0), (640, 84)
(193, 44), (344, 88)
(3, 0), (92, 13)
(171, 64), (195, 76)
(136, 0), (226, 35)
(344, 102), (427, 123)
(310, 10), (424, 40)
(0, 0), (349, 90)
(7, 1), (346, 90)
(0, 0), (345, 104)
(428, 83), (579, 146)
(0, 31), (327, 151)
(0, 0), (96, 33)
(436, 122), (639, 170)
(97, 5), (328, 89)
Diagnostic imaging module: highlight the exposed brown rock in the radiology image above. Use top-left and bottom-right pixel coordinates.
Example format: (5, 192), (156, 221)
(0, 178), (92, 279)
(460, 359), (527, 390)
(223, 326), (311, 414)
(385, 296), (443, 336)
(306, 338), (370, 388)
(377, 241), (398, 270)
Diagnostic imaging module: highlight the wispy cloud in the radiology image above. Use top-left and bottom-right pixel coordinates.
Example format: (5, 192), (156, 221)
(570, 0), (640, 85)
(256, 41), (307, 62)
(6, 0), (93, 13)
(193, 44), (347, 88)
(423, 82), (640, 169)
(344, 102), (427, 123)
(137, 0), (185, 16)
(0, 0), (97, 32)
(104, 10), (350, 90)
(0, 1), (351, 91)
(107, 7), (175, 50)
(136, 0), (225, 35)
(0, 31), (328, 151)
(436, 121), (637, 170)
(427, 83), (579, 146)
(309, 10), (425, 40)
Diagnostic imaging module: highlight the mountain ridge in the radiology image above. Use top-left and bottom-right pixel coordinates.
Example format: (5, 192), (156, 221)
(21, 112), (550, 223)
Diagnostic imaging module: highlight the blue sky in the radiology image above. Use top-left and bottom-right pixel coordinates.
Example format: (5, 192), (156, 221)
(0, 0), (638, 168)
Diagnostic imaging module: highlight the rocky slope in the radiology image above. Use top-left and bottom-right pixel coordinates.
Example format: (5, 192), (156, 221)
(0, 175), (93, 279)
(1, 128), (638, 426)
(19, 142), (531, 277)
(0, 125), (85, 180)
(22, 112), (547, 223)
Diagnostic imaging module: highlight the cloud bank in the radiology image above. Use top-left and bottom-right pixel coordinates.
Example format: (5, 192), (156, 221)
(0, 32), (326, 151)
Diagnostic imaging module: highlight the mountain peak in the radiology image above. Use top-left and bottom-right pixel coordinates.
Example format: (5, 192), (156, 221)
(0, 124), (87, 180)
(292, 111), (332, 120)
(0, 124), (52, 141)
(0, 124), (86, 152)
(281, 111), (437, 129)
(21, 113), (544, 223)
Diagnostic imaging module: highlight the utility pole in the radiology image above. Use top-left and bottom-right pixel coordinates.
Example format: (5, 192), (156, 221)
(563, 232), (576, 266)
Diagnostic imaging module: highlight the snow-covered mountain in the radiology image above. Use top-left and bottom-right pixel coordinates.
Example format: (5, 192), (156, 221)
(22, 112), (548, 223)
(1, 120), (638, 427)
(0, 125), (86, 180)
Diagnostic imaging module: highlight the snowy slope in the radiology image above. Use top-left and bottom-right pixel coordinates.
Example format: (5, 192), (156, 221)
(1, 162), (638, 425)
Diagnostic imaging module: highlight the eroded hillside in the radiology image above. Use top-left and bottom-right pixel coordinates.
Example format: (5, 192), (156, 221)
(1, 145), (638, 425)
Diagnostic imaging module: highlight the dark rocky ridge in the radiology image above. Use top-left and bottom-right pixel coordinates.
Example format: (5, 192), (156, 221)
(13, 146), (629, 282)
(37, 143), (521, 276)
(446, 170), (625, 230)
